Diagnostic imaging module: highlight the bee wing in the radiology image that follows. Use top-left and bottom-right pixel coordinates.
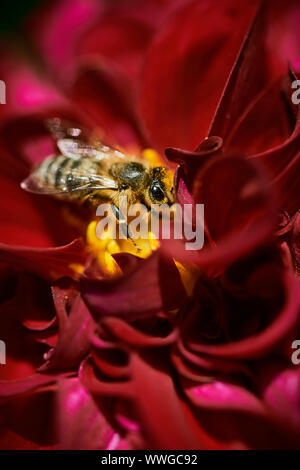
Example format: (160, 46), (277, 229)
(21, 168), (118, 195)
(57, 139), (103, 159)
(56, 138), (127, 161)
(45, 117), (83, 139)
(46, 118), (127, 160)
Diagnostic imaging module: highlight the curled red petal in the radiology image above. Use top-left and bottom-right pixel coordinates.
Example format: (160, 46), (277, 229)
(80, 251), (187, 321)
(162, 156), (276, 275)
(166, 136), (223, 191)
(39, 280), (95, 372)
(129, 353), (221, 450)
(80, 357), (133, 399)
(185, 274), (300, 359)
(100, 316), (178, 349)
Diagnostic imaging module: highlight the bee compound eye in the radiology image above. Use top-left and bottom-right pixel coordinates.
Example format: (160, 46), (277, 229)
(150, 184), (164, 201)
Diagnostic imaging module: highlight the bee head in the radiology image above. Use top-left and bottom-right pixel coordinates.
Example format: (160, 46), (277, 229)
(110, 162), (174, 207)
(148, 167), (174, 206)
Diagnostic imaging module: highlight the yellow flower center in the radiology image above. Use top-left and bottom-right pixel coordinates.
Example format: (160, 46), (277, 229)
(84, 148), (164, 275)
(86, 220), (159, 275)
(68, 148), (200, 292)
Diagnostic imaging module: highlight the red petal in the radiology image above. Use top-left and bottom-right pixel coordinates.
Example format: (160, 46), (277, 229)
(140, 0), (259, 152)
(129, 353), (221, 449)
(80, 251), (187, 321)
(185, 380), (266, 415)
(166, 136), (223, 191)
(0, 238), (86, 280)
(69, 63), (147, 148)
(26, 0), (102, 81)
(39, 280), (95, 372)
(259, 363), (300, 434)
(217, 77), (296, 156)
(99, 316), (178, 349)
(0, 374), (59, 400)
(209, 3), (300, 155)
(56, 377), (129, 450)
(162, 157), (276, 274)
(0, 50), (65, 117)
(77, 3), (155, 85)
(209, 3), (269, 141)
(265, 0), (300, 73)
(250, 135), (300, 216)
(184, 274), (300, 359)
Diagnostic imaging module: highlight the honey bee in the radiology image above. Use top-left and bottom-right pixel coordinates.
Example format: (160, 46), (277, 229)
(21, 118), (174, 246)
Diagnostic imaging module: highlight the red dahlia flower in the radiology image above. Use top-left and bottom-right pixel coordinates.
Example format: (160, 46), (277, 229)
(0, 0), (299, 450)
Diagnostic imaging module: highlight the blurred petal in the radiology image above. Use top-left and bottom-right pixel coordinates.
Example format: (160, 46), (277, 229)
(0, 238), (86, 279)
(27, 0), (102, 80)
(0, 391), (57, 448)
(28, 0), (189, 84)
(185, 380), (266, 414)
(0, 164), (85, 247)
(0, 298), (45, 381)
(265, 0), (300, 73)
(261, 365), (300, 433)
(69, 62), (147, 148)
(0, 60), (92, 249)
(56, 377), (130, 449)
(77, 2), (155, 85)
(140, 0), (259, 152)
(0, 374), (59, 400)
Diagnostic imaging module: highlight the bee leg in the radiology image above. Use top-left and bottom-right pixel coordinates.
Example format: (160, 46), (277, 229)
(111, 204), (141, 253)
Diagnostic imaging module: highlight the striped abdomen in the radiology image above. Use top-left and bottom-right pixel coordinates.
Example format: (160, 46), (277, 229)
(36, 155), (102, 198)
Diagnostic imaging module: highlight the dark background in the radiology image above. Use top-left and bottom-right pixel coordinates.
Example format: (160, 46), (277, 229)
(0, 0), (45, 33)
